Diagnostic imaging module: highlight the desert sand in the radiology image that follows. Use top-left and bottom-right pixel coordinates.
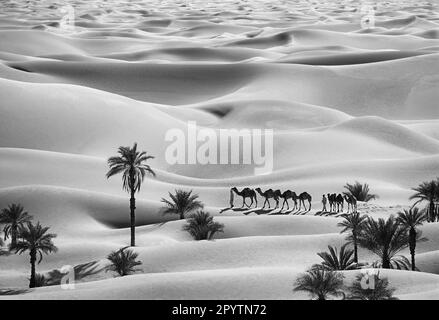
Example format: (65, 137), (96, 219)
(0, 0), (439, 299)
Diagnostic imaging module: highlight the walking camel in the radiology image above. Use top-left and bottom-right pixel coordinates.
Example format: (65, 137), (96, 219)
(280, 190), (298, 211)
(336, 193), (344, 212)
(255, 188), (281, 209)
(327, 193), (336, 212)
(230, 187), (257, 208)
(344, 194), (357, 213)
(298, 192), (312, 211)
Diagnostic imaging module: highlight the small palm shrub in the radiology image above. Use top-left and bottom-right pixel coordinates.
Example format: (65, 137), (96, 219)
(314, 244), (359, 271)
(347, 272), (397, 300)
(107, 247), (142, 276)
(33, 273), (50, 287)
(293, 267), (345, 300)
(161, 189), (203, 220)
(344, 181), (378, 202)
(183, 211), (224, 240)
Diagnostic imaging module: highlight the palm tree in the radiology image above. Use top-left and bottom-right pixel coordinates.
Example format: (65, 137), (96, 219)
(161, 189), (204, 220)
(396, 208), (427, 271)
(338, 212), (367, 263)
(344, 181), (378, 202)
(410, 180), (438, 222)
(357, 216), (408, 269)
(14, 222), (57, 288)
(347, 272), (397, 300)
(293, 267), (345, 300)
(106, 143), (155, 246)
(183, 211), (224, 240)
(106, 247), (142, 276)
(0, 203), (33, 249)
(314, 244), (358, 271)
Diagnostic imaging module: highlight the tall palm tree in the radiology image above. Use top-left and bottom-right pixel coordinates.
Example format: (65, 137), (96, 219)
(293, 267), (345, 300)
(410, 180), (438, 222)
(183, 211), (224, 240)
(396, 208), (427, 271)
(0, 203), (33, 249)
(347, 272), (397, 300)
(14, 222), (57, 288)
(161, 189), (204, 220)
(357, 216), (408, 269)
(338, 212), (367, 263)
(344, 181), (378, 202)
(314, 244), (358, 271)
(106, 143), (155, 246)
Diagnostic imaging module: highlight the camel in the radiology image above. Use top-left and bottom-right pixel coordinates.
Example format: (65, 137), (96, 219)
(280, 190), (298, 211)
(344, 194), (357, 213)
(230, 187), (257, 208)
(298, 192), (312, 211)
(336, 193), (344, 212)
(255, 188), (281, 209)
(327, 193), (336, 212)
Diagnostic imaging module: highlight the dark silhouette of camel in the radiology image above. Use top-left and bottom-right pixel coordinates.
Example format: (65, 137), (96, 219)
(230, 187), (257, 208)
(344, 194), (357, 213)
(279, 190), (298, 210)
(336, 193), (344, 212)
(298, 192), (312, 211)
(255, 188), (281, 209)
(327, 193), (337, 212)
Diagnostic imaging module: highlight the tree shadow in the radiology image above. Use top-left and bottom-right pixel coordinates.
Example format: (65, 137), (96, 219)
(0, 288), (29, 295)
(46, 260), (105, 285)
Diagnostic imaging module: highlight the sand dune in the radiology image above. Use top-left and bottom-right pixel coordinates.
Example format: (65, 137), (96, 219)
(1, 0), (439, 300)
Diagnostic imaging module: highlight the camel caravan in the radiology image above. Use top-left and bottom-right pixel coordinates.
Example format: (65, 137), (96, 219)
(318, 193), (358, 216)
(227, 187), (312, 214)
(224, 188), (358, 216)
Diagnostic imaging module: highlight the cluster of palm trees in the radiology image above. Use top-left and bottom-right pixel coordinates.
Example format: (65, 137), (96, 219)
(0, 204), (57, 288)
(294, 207), (428, 299)
(107, 143), (225, 243)
(294, 267), (397, 300)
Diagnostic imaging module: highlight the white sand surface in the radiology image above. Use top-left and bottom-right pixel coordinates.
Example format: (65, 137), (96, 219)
(1, 0), (439, 299)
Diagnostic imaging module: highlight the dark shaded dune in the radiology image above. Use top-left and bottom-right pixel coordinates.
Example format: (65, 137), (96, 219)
(169, 23), (256, 37)
(73, 30), (147, 39)
(277, 50), (433, 65)
(414, 29), (439, 39)
(134, 19), (173, 28)
(225, 31), (292, 49)
(6, 61), (259, 105)
(7, 65), (33, 72)
(99, 47), (276, 62)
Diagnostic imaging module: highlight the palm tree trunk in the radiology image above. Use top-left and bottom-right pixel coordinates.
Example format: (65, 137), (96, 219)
(29, 249), (36, 288)
(130, 189), (136, 247)
(353, 233), (358, 264)
(11, 224), (17, 249)
(429, 201), (435, 222)
(382, 254), (390, 269)
(410, 228), (416, 271)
